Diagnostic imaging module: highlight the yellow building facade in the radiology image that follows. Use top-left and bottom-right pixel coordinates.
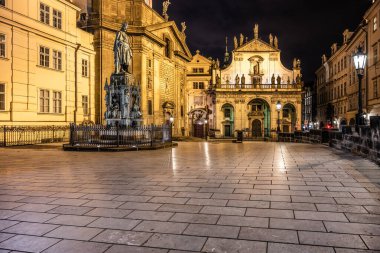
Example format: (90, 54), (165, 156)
(76, 0), (192, 135)
(0, 0), (96, 125)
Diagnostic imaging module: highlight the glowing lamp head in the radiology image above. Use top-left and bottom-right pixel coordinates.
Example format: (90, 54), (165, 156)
(169, 116), (174, 123)
(276, 101), (282, 111)
(353, 46), (367, 76)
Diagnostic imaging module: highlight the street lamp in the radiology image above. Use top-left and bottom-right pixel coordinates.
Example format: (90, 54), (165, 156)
(353, 46), (367, 127)
(276, 101), (282, 134)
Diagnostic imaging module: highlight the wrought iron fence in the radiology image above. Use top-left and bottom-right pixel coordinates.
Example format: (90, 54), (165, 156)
(0, 125), (70, 147)
(68, 124), (172, 148)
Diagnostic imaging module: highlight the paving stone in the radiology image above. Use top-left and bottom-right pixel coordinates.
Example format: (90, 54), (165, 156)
(270, 218), (326, 232)
(217, 215), (268, 228)
(325, 221), (380, 235)
(45, 225), (103, 240)
(88, 217), (141, 230)
(298, 231), (367, 249)
(250, 195), (291, 202)
(92, 229), (152, 245)
(202, 238), (267, 253)
(184, 224), (240, 238)
(144, 233), (206, 251)
(0, 235), (59, 252)
(114, 195), (152, 202)
(233, 189), (271, 195)
(0, 220), (18, 231)
(49, 198), (90, 206)
(174, 192), (212, 199)
(81, 194), (119, 200)
(199, 188), (234, 194)
(360, 236), (380, 250)
(14, 203), (58, 212)
(141, 191), (176, 197)
(227, 200), (269, 208)
(83, 200), (124, 208)
(47, 214), (97, 226)
(43, 239), (110, 253)
(48, 206), (94, 215)
(270, 202), (317, 211)
(85, 208), (132, 218)
(187, 198), (227, 206)
(316, 204), (368, 213)
(105, 245), (168, 253)
(291, 196), (336, 204)
(158, 204), (202, 214)
(268, 242), (334, 253)
(0, 210), (22, 220)
(120, 202), (162, 211)
(335, 249), (380, 253)
(239, 227), (298, 243)
(127, 211), (174, 221)
(310, 191), (353, 198)
(16, 196), (57, 204)
(346, 213), (380, 224)
(9, 212), (57, 223)
(200, 206), (245, 216)
(169, 213), (219, 224)
(3, 222), (58, 236)
(294, 211), (348, 221)
(365, 206), (380, 214)
(271, 190), (310, 196)
(0, 233), (14, 243)
(335, 198), (380, 206)
(133, 221), (188, 234)
(246, 208), (294, 218)
(0, 202), (24, 210)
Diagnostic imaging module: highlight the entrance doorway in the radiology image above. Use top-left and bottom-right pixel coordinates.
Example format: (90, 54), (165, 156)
(193, 124), (204, 138)
(224, 125), (231, 137)
(252, 119), (262, 137)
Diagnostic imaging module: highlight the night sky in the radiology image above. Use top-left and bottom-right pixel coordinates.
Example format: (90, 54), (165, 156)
(154, 0), (371, 83)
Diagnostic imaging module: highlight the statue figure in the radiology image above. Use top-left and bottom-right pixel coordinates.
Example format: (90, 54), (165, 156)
(269, 33), (273, 46)
(271, 74), (275, 85)
(114, 22), (133, 74)
(216, 74), (221, 85)
(297, 59), (301, 68)
(293, 58), (297, 69)
(235, 74), (240, 85)
(162, 0), (171, 20)
(254, 24), (259, 39)
(277, 75), (281, 85)
(181, 22), (186, 33)
(241, 74), (246, 85)
(296, 74), (301, 84)
(240, 34), (244, 46)
(234, 36), (238, 49)
(110, 94), (119, 118)
(216, 58), (220, 69)
(287, 76), (291, 84)
(274, 36), (278, 49)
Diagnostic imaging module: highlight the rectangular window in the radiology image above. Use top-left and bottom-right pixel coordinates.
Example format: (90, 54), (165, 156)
(0, 84), (5, 110)
(40, 3), (50, 24)
(39, 89), (49, 113)
(374, 79), (378, 98)
(39, 46), (49, 67)
(53, 91), (62, 113)
(224, 108), (231, 118)
(82, 59), (88, 77)
(0, 34), (5, 57)
(53, 50), (62, 70)
(199, 68), (204, 73)
(374, 44), (378, 64)
(181, 105), (184, 117)
(199, 82), (205, 89)
(192, 68), (198, 73)
(82, 95), (88, 115)
(374, 17), (378, 32)
(193, 82), (198, 89)
(53, 9), (62, 29)
(148, 100), (153, 115)
(0, 0), (5, 6)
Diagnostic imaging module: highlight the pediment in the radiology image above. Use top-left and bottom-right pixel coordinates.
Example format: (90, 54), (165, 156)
(235, 39), (278, 52)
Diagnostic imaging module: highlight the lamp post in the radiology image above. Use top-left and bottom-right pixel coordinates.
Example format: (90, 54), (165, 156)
(276, 101), (282, 134)
(353, 46), (367, 128)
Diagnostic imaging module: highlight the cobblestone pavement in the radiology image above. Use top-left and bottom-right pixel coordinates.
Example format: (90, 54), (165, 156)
(0, 142), (379, 253)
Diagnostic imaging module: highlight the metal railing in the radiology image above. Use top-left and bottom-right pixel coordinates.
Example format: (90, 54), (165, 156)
(68, 124), (172, 148)
(216, 83), (302, 90)
(0, 125), (70, 147)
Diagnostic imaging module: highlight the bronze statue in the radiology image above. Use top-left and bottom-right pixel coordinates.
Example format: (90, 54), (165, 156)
(114, 22), (133, 74)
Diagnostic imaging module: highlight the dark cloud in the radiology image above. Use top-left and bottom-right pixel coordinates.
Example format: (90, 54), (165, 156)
(154, 0), (371, 82)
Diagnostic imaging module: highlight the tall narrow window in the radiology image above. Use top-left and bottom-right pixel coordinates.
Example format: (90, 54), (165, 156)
(148, 100), (153, 115)
(82, 95), (88, 115)
(374, 44), (378, 64)
(53, 91), (62, 113)
(164, 38), (170, 58)
(53, 50), (62, 70)
(53, 9), (62, 29)
(374, 17), (378, 32)
(39, 89), (50, 113)
(374, 79), (378, 98)
(0, 34), (5, 58)
(199, 82), (205, 89)
(0, 84), (5, 110)
(82, 59), (88, 77)
(40, 3), (50, 24)
(39, 46), (49, 67)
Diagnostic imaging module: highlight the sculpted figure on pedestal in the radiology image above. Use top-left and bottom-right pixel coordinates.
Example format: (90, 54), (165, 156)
(114, 22), (133, 74)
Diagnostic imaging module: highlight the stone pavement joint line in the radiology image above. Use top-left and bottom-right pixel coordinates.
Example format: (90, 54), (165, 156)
(0, 142), (379, 252)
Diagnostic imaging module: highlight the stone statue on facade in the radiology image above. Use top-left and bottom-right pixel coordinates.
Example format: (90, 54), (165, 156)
(216, 74), (221, 85)
(274, 36), (278, 49)
(296, 74), (301, 84)
(241, 74), (246, 86)
(269, 33), (273, 46)
(254, 24), (259, 39)
(114, 22), (133, 74)
(277, 75), (281, 85)
(240, 34), (244, 46)
(296, 59), (301, 68)
(271, 74), (275, 85)
(235, 74), (240, 85)
(234, 36), (238, 49)
(162, 0), (171, 21)
(181, 22), (186, 33)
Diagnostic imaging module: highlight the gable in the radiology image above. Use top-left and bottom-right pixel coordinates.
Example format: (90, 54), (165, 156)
(235, 39), (279, 53)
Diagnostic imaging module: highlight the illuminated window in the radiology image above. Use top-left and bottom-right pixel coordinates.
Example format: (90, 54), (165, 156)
(82, 59), (88, 77)
(0, 34), (5, 57)
(0, 0), (5, 6)
(199, 68), (204, 73)
(374, 17), (378, 32)
(374, 44), (378, 64)
(82, 95), (88, 115)
(40, 3), (50, 25)
(53, 91), (62, 113)
(53, 50), (62, 70)
(53, 9), (62, 29)
(39, 89), (50, 113)
(193, 82), (205, 89)
(0, 84), (5, 110)
(39, 46), (49, 67)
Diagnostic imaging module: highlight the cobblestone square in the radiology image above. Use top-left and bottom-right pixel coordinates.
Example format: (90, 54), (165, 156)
(0, 142), (379, 252)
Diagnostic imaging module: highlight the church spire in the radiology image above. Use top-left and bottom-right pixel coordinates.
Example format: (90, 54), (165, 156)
(224, 36), (230, 64)
(254, 24), (259, 39)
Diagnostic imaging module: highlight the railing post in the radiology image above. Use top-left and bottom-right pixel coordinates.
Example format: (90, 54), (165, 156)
(150, 124), (154, 147)
(69, 123), (74, 146)
(52, 125), (55, 142)
(3, 126), (6, 147)
(116, 122), (120, 148)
